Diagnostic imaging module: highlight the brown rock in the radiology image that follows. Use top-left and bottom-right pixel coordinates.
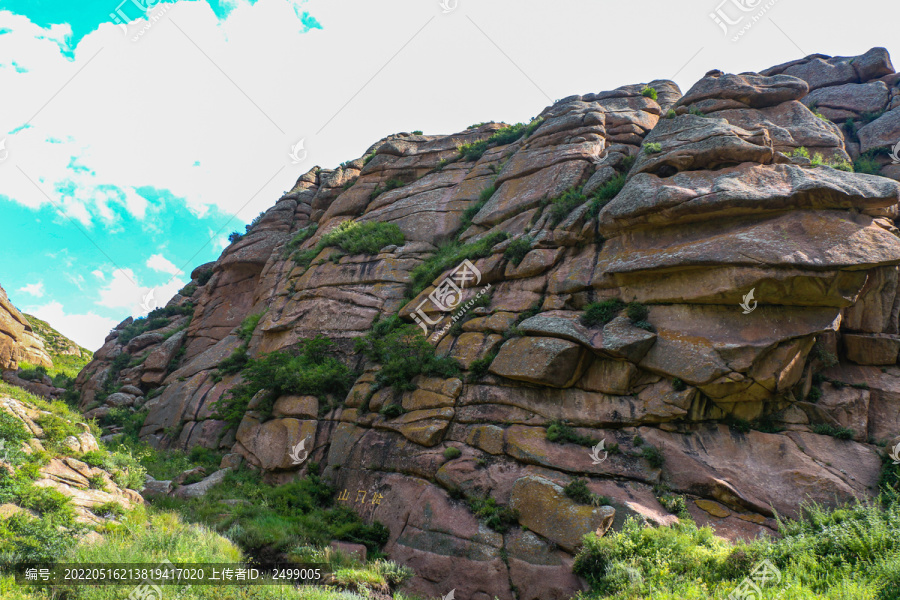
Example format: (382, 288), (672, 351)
(489, 337), (588, 388)
(843, 333), (900, 365)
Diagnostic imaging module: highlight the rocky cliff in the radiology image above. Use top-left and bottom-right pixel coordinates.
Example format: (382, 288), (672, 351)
(0, 284), (52, 371)
(75, 47), (900, 600)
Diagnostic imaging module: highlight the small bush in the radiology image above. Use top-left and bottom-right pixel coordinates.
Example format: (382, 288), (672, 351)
(87, 474), (108, 491)
(789, 146), (811, 159)
(546, 420), (598, 447)
(458, 121), (537, 162)
(504, 236), (533, 266)
(196, 268), (214, 286)
(807, 386), (823, 402)
(213, 335), (355, 427)
(688, 106), (705, 116)
(380, 404), (404, 419)
(355, 316), (460, 391)
(371, 178), (406, 199)
(549, 187), (588, 226)
(411, 130), (423, 135)
(468, 352), (497, 381)
(443, 447), (462, 460)
(408, 232), (508, 299)
(813, 424), (854, 439)
(581, 299), (625, 327)
(237, 312), (263, 343)
(467, 495), (519, 533)
(587, 173), (627, 218)
(642, 445), (665, 468)
(672, 378), (686, 392)
(855, 151), (883, 175)
(727, 417), (751, 433)
(644, 142), (663, 154)
(625, 301), (649, 323)
(641, 86), (658, 101)
(666, 108), (677, 119)
(228, 231), (243, 243)
(564, 479), (607, 506)
(319, 220), (405, 255)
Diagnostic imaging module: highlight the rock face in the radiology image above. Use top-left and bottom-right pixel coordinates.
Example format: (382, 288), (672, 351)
(75, 48), (900, 599)
(0, 284), (52, 370)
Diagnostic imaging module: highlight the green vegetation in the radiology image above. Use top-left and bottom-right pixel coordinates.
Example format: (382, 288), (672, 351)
(641, 86), (658, 101)
(371, 178), (406, 200)
(643, 142), (662, 154)
(587, 173), (627, 218)
(228, 231), (243, 243)
(22, 314), (93, 378)
(788, 146), (811, 159)
(354, 316), (460, 391)
(548, 186), (589, 226)
(688, 106), (706, 117)
(812, 424), (855, 440)
(504, 236), (533, 266)
(546, 420), (598, 448)
(282, 223), (318, 257)
(657, 491), (691, 520)
(466, 494), (519, 533)
(672, 377), (686, 392)
(457, 119), (543, 162)
(460, 183), (496, 230)
(573, 489), (900, 600)
(564, 479), (610, 507)
(581, 299), (625, 327)
(641, 445), (665, 468)
(666, 108), (677, 119)
(293, 220), (406, 269)
(411, 130), (423, 135)
(379, 403), (405, 419)
(443, 447), (462, 460)
(407, 231), (508, 299)
(855, 150), (884, 175)
(467, 351), (498, 381)
(213, 335), (355, 428)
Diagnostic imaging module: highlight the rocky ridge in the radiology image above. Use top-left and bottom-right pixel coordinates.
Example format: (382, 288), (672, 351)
(0, 284), (52, 371)
(75, 47), (900, 600)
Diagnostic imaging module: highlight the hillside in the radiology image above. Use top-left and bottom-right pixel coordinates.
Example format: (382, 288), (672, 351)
(67, 47), (900, 599)
(0, 285), (51, 371)
(22, 313), (93, 378)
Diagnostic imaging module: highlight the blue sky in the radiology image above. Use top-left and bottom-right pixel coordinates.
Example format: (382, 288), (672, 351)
(1, 0), (898, 350)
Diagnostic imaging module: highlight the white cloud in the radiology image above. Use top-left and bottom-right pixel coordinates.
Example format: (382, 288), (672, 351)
(17, 282), (44, 297)
(25, 300), (118, 351)
(146, 253), (183, 276)
(91, 269), (105, 280)
(95, 267), (185, 315)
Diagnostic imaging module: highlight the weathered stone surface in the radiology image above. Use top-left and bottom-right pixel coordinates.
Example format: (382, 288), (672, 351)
(509, 475), (614, 552)
(858, 107), (900, 154)
(236, 417), (317, 470)
(679, 72), (808, 109)
(843, 333), (900, 365)
(599, 164), (900, 234)
(490, 337), (588, 388)
(803, 81), (890, 120)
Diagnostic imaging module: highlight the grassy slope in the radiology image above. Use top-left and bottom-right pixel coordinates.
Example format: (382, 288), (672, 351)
(0, 382), (417, 600)
(22, 313), (93, 378)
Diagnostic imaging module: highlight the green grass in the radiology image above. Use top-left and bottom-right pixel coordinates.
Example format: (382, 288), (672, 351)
(371, 178), (406, 200)
(812, 424), (855, 440)
(457, 120), (542, 162)
(564, 479), (610, 507)
(443, 447), (462, 460)
(407, 231), (508, 299)
(504, 236), (533, 266)
(546, 420), (598, 448)
(549, 187), (589, 226)
(213, 335), (356, 428)
(581, 299), (625, 327)
(573, 490), (900, 600)
(587, 173), (627, 218)
(641, 86), (658, 101)
(466, 494), (519, 533)
(641, 445), (665, 468)
(293, 221), (406, 269)
(855, 151), (883, 175)
(354, 316), (460, 392)
(643, 142), (662, 154)
(467, 351), (498, 381)
(459, 183), (497, 230)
